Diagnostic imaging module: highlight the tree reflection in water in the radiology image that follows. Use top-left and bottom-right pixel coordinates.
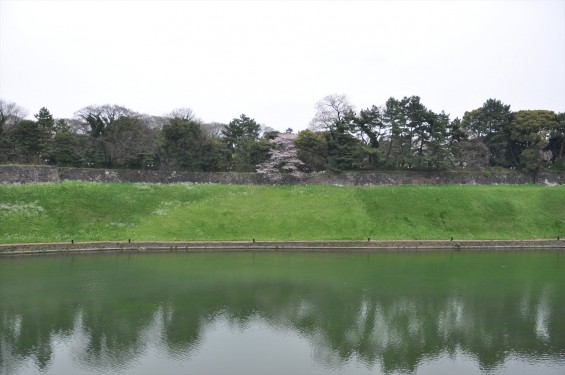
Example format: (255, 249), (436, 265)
(1, 251), (564, 374)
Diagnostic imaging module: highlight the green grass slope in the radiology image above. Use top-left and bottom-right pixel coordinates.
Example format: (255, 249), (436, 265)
(1, 181), (564, 243)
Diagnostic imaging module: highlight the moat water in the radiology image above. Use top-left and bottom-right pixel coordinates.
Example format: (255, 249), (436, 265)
(1, 251), (564, 375)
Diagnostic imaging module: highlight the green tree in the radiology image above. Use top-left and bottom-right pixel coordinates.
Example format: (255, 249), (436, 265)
(382, 96), (435, 168)
(5, 119), (49, 163)
(103, 116), (158, 168)
(249, 139), (272, 167)
(54, 118), (70, 134)
(325, 119), (364, 171)
(160, 118), (205, 171)
(546, 112), (565, 164)
(506, 110), (558, 172)
(350, 105), (385, 149)
(221, 114), (262, 171)
(48, 129), (81, 166)
(221, 114), (260, 150)
(34, 107), (55, 135)
(201, 138), (231, 171)
(79, 136), (108, 168)
(295, 130), (328, 172)
(424, 111), (452, 169)
(345, 105), (387, 168)
(461, 99), (512, 166)
(446, 117), (471, 167)
(454, 139), (490, 168)
(32, 108), (56, 156)
(309, 94), (364, 171)
(73, 105), (157, 168)
(382, 97), (411, 168)
(75, 105), (137, 138)
(405, 96), (432, 166)
(462, 99), (511, 138)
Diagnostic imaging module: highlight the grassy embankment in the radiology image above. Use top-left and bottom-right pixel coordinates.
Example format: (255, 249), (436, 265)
(1, 181), (564, 243)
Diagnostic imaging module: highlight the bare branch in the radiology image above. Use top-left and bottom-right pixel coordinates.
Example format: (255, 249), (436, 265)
(167, 108), (199, 122)
(309, 94), (355, 131)
(0, 99), (27, 131)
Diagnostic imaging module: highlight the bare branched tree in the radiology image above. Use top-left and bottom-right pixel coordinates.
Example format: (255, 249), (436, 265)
(309, 94), (355, 131)
(141, 114), (168, 130)
(56, 118), (89, 135)
(168, 108), (199, 122)
(202, 122), (226, 140)
(103, 116), (158, 168)
(74, 104), (139, 137)
(260, 125), (277, 138)
(75, 104), (138, 124)
(0, 99), (27, 132)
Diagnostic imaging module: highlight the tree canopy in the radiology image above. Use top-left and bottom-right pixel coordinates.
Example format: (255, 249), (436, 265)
(1, 97), (563, 173)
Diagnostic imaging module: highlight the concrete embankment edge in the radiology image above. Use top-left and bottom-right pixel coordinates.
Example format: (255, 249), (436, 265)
(1, 240), (564, 256)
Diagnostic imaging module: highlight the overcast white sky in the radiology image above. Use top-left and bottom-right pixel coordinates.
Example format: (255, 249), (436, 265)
(1, 0), (564, 131)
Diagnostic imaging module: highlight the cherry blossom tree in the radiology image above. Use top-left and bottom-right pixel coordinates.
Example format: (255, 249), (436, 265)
(256, 133), (304, 181)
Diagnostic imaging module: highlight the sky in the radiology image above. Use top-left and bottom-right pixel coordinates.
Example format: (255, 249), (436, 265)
(1, 0), (564, 132)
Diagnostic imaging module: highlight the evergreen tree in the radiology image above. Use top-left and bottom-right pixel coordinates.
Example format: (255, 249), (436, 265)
(6, 120), (48, 163)
(461, 99), (512, 166)
(295, 130), (328, 172)
(34, 107), (55, 135)
(160, 118), (205, 170)
(221, 114), (262, 171)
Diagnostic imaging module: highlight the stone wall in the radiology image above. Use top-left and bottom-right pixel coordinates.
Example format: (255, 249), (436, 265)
(1, 165), (564, 185)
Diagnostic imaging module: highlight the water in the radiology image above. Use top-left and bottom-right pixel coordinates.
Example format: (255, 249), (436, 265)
(1, 251), (564, 375)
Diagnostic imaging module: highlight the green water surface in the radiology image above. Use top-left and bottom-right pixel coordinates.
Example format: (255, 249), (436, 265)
(1, 251), (564, 375)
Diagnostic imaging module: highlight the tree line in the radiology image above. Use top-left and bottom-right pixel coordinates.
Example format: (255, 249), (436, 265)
(1, 96), (563, 175)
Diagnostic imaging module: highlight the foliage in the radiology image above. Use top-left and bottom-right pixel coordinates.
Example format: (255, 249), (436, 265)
(546, 112), (565, 163)
(200, 138), (231, 172)
(326, 124), (365, 171)
(48, 130), (82, 166)
(221, 114), (260, 150)
(462, 99), (512, 166)
(222, 114), (263, 171)
(75, 104), (138, 137)
(378, 96), (453, 169)
(295, 130), (328, 171)
(34, 107), (55, 135)
(1, 97), (564, 173)
(103, 116), (158, 168)
(160, 118), (205, 171)
(3, 119), (49, 163)
(506, 110), (558, 170)
(454, 140), (490, 168)
(462, 99), (512, 139)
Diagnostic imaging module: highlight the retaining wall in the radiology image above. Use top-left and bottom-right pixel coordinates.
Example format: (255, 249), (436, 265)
(1, 165), (564, 185)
